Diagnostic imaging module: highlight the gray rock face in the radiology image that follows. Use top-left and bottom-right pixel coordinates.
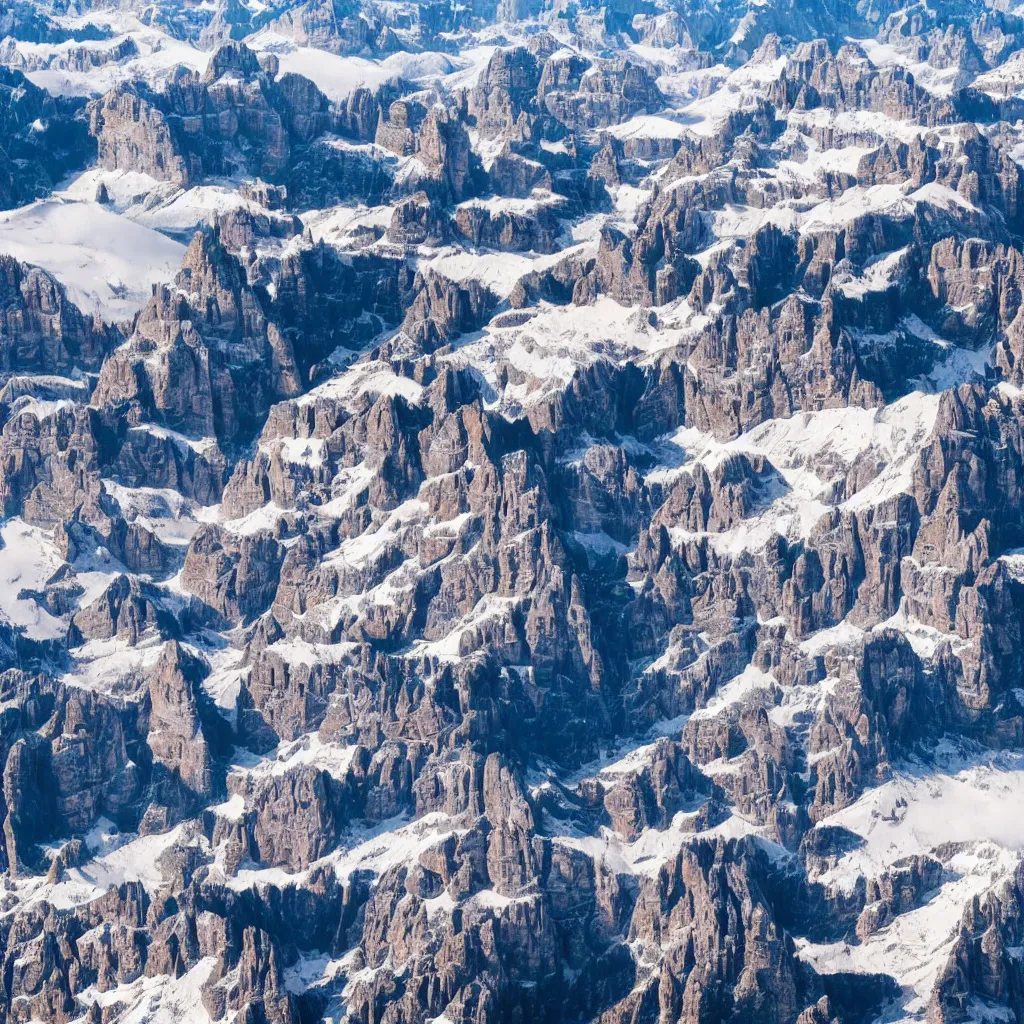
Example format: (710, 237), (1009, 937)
(0, 256), (118, 374)
(93, 229), (301, 445)
(181, 524), (285, 625)
(144, 640), (225, 824)
(87, 42), (332, 189)
(88, 84), (194, 184)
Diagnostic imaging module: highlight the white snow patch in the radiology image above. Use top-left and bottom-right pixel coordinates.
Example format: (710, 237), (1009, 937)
(0, 520), (66, 640)
(0, 199), (185, 320)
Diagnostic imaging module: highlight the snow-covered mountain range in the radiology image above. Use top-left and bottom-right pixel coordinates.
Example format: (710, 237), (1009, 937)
(2, 1), (1024, 1022)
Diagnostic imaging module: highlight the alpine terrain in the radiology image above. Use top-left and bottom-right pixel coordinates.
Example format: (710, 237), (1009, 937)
(2, 0), (1024, 1022)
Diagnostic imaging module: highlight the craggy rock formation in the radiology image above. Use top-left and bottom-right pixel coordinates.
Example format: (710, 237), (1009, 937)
(0, 66), (93, 209)
(4, 3), (1024, 1024)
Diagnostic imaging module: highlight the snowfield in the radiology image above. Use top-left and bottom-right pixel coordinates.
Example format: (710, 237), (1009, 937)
(0, 198), (186, 319)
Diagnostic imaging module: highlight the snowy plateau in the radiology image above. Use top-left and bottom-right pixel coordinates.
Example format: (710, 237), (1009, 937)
(4, 0), (1024, 1023)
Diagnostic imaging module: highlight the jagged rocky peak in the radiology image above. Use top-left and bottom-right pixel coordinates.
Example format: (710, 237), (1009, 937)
(4, 0), (1024, 1022)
